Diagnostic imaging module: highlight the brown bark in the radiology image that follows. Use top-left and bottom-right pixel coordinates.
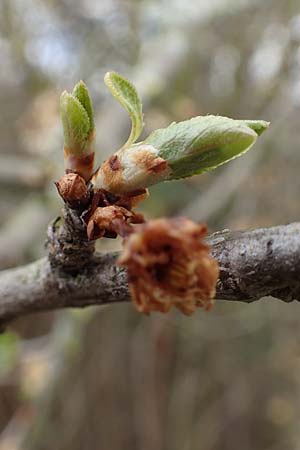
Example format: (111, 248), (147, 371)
(0, 221), (299, 327)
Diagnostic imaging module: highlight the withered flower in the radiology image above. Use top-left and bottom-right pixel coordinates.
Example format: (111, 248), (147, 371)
(55, 173), (89, 208)
(118, 218), (219, 315)
(87, 205), (144, 240)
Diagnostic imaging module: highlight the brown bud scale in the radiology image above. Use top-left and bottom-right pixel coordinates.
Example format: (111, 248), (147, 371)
(87, 205), (144, 240)
(55, 173), (89, 208)
(109, 155), (121, 171)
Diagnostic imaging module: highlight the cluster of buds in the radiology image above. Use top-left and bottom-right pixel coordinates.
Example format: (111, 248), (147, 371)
(56, 71), (269, 315)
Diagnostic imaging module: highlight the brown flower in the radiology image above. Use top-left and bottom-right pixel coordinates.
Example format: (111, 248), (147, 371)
(87, 205), (144, 240)
(118, 218), (219, 315)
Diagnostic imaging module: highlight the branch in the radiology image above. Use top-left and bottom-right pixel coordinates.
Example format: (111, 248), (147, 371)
(0, 222), (299, 326)
(208, 223), (300, 303)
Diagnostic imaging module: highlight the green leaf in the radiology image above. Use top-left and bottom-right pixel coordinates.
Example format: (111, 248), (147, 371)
(145, 116), (269, 179)
(60, 91), (91, 154)
(104, 71), (143, 147)
(72, 80), (95, 131)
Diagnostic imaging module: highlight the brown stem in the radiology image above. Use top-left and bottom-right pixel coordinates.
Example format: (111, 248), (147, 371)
(208, 223), (300, 303)
(0, 222), (299, 327)
(46, 206), (95, 273)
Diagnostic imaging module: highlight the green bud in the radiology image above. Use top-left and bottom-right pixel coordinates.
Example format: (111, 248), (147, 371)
(60, 91), (91, 154)
(72, 80), (95, 132)
(60, 82), (95, 181)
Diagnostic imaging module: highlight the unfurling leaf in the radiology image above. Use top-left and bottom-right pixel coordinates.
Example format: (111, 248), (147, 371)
(145, 115), (270, 179)
(92, 115), (269, 195)
(72, 80), (95, 131)
(60, 91), (91, 154)
(60, 82), (95, 181)
(104, 71), (143, 147)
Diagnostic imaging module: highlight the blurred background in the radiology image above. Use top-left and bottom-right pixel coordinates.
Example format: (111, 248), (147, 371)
(0, 0), (300, 449)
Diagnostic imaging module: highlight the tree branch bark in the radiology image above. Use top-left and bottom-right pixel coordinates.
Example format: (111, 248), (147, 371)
(0, 222), (299, 327)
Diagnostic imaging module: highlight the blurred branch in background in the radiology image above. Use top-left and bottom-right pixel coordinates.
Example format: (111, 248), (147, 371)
(0, 198), (53, 269)
(0, 156), (50, 189)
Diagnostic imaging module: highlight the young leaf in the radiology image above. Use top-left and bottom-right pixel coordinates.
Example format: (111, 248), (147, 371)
(92, 115), (269, 195)
(104, 71), (143, 147)
(145, 116), (269, 179)
(72, 80), (95, 131)
(60, 88), (95, 181)
(60, 91), (91, 155)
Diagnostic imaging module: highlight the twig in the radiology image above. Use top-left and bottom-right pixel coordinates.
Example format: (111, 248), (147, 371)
(209, 223), (300, 302)
(0, 222), (299, 327)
